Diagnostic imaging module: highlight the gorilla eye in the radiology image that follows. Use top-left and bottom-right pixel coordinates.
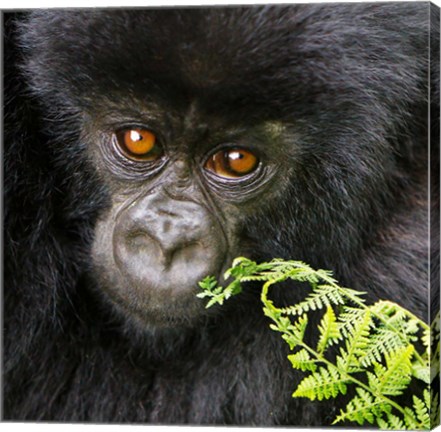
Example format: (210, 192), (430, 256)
(205, 148), (259, 178)
(115, 128), (161, 161)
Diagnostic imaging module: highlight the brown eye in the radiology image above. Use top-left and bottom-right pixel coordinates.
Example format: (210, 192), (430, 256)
(115, 128), (161, 160)
(205, 148), (259, 178)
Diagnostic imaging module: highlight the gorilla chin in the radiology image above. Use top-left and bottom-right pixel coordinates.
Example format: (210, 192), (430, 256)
(103, 282), (210, 330)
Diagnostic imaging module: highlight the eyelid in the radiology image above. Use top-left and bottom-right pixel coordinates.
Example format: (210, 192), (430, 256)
(98, 134), (167, 182)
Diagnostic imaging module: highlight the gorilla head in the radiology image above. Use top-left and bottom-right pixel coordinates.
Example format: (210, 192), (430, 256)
(18, 6), (431, 329)
(4, 3), (438, 425)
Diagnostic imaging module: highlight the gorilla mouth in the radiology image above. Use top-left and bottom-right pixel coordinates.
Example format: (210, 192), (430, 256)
(105, 279), (211, 329)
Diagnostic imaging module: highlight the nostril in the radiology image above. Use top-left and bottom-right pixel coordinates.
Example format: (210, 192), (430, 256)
(126, 230), (153, 251)
(172, 241), (202, 263)
(127, 229), (151, 241)
(157, 208), (178, 218)
(162, 220), (172, 234)
(125, 230), (172, 267)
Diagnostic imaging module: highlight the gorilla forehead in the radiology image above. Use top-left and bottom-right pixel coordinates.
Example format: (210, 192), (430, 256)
(24, 7), (298, 84)
(21, 3), (427, 115)
(20, 6), (353, 105)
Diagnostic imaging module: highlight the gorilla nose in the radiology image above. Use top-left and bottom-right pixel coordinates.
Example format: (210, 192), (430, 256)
(112, 192), (226, 293)
(130, 209), (207, 267)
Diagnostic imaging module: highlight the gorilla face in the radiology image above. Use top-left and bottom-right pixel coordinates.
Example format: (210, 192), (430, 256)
(88, 115), (285, 327)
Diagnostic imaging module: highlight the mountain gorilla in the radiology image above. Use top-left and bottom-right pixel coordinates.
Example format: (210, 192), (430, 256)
(4, 3), (439, 426)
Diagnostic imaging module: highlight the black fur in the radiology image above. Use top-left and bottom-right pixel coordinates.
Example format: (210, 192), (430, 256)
(4, 4), (439, 425)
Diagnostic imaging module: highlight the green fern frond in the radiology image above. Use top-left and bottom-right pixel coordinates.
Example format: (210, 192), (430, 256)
(288, 348), (317, 372)
(402, 406), (419, 429)
(196, 276), (227, 307)
(430, 391), (440, 425)
(240, 275), (273, 282)
(279, 314), (309, 349)
(422, 327), (431, 350)
(412, 364), (431, 384)
(338, 306), (365, 337)
(412, 393), (430, 429)
(377, 417), (389, 429)
(371, 301), (420, 340)
(197, 257), (433, 429)
(334, 388), (391, 425)
(385, 413), (407, 430)
(372, 345), (414, 396)
(378, 413), (413, 430)
(339, 309), (372, 372)
(293, 366), (348, 401)
(361, 329), (405, 367)
(279, 285), (346, 316)
(317, 306), (341, 354)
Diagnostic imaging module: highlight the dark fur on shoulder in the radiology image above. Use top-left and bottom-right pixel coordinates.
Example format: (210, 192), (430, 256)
(4, 3), (439, 425)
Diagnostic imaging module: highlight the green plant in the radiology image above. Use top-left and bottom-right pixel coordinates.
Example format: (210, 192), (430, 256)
(197, 257), (438, 430)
